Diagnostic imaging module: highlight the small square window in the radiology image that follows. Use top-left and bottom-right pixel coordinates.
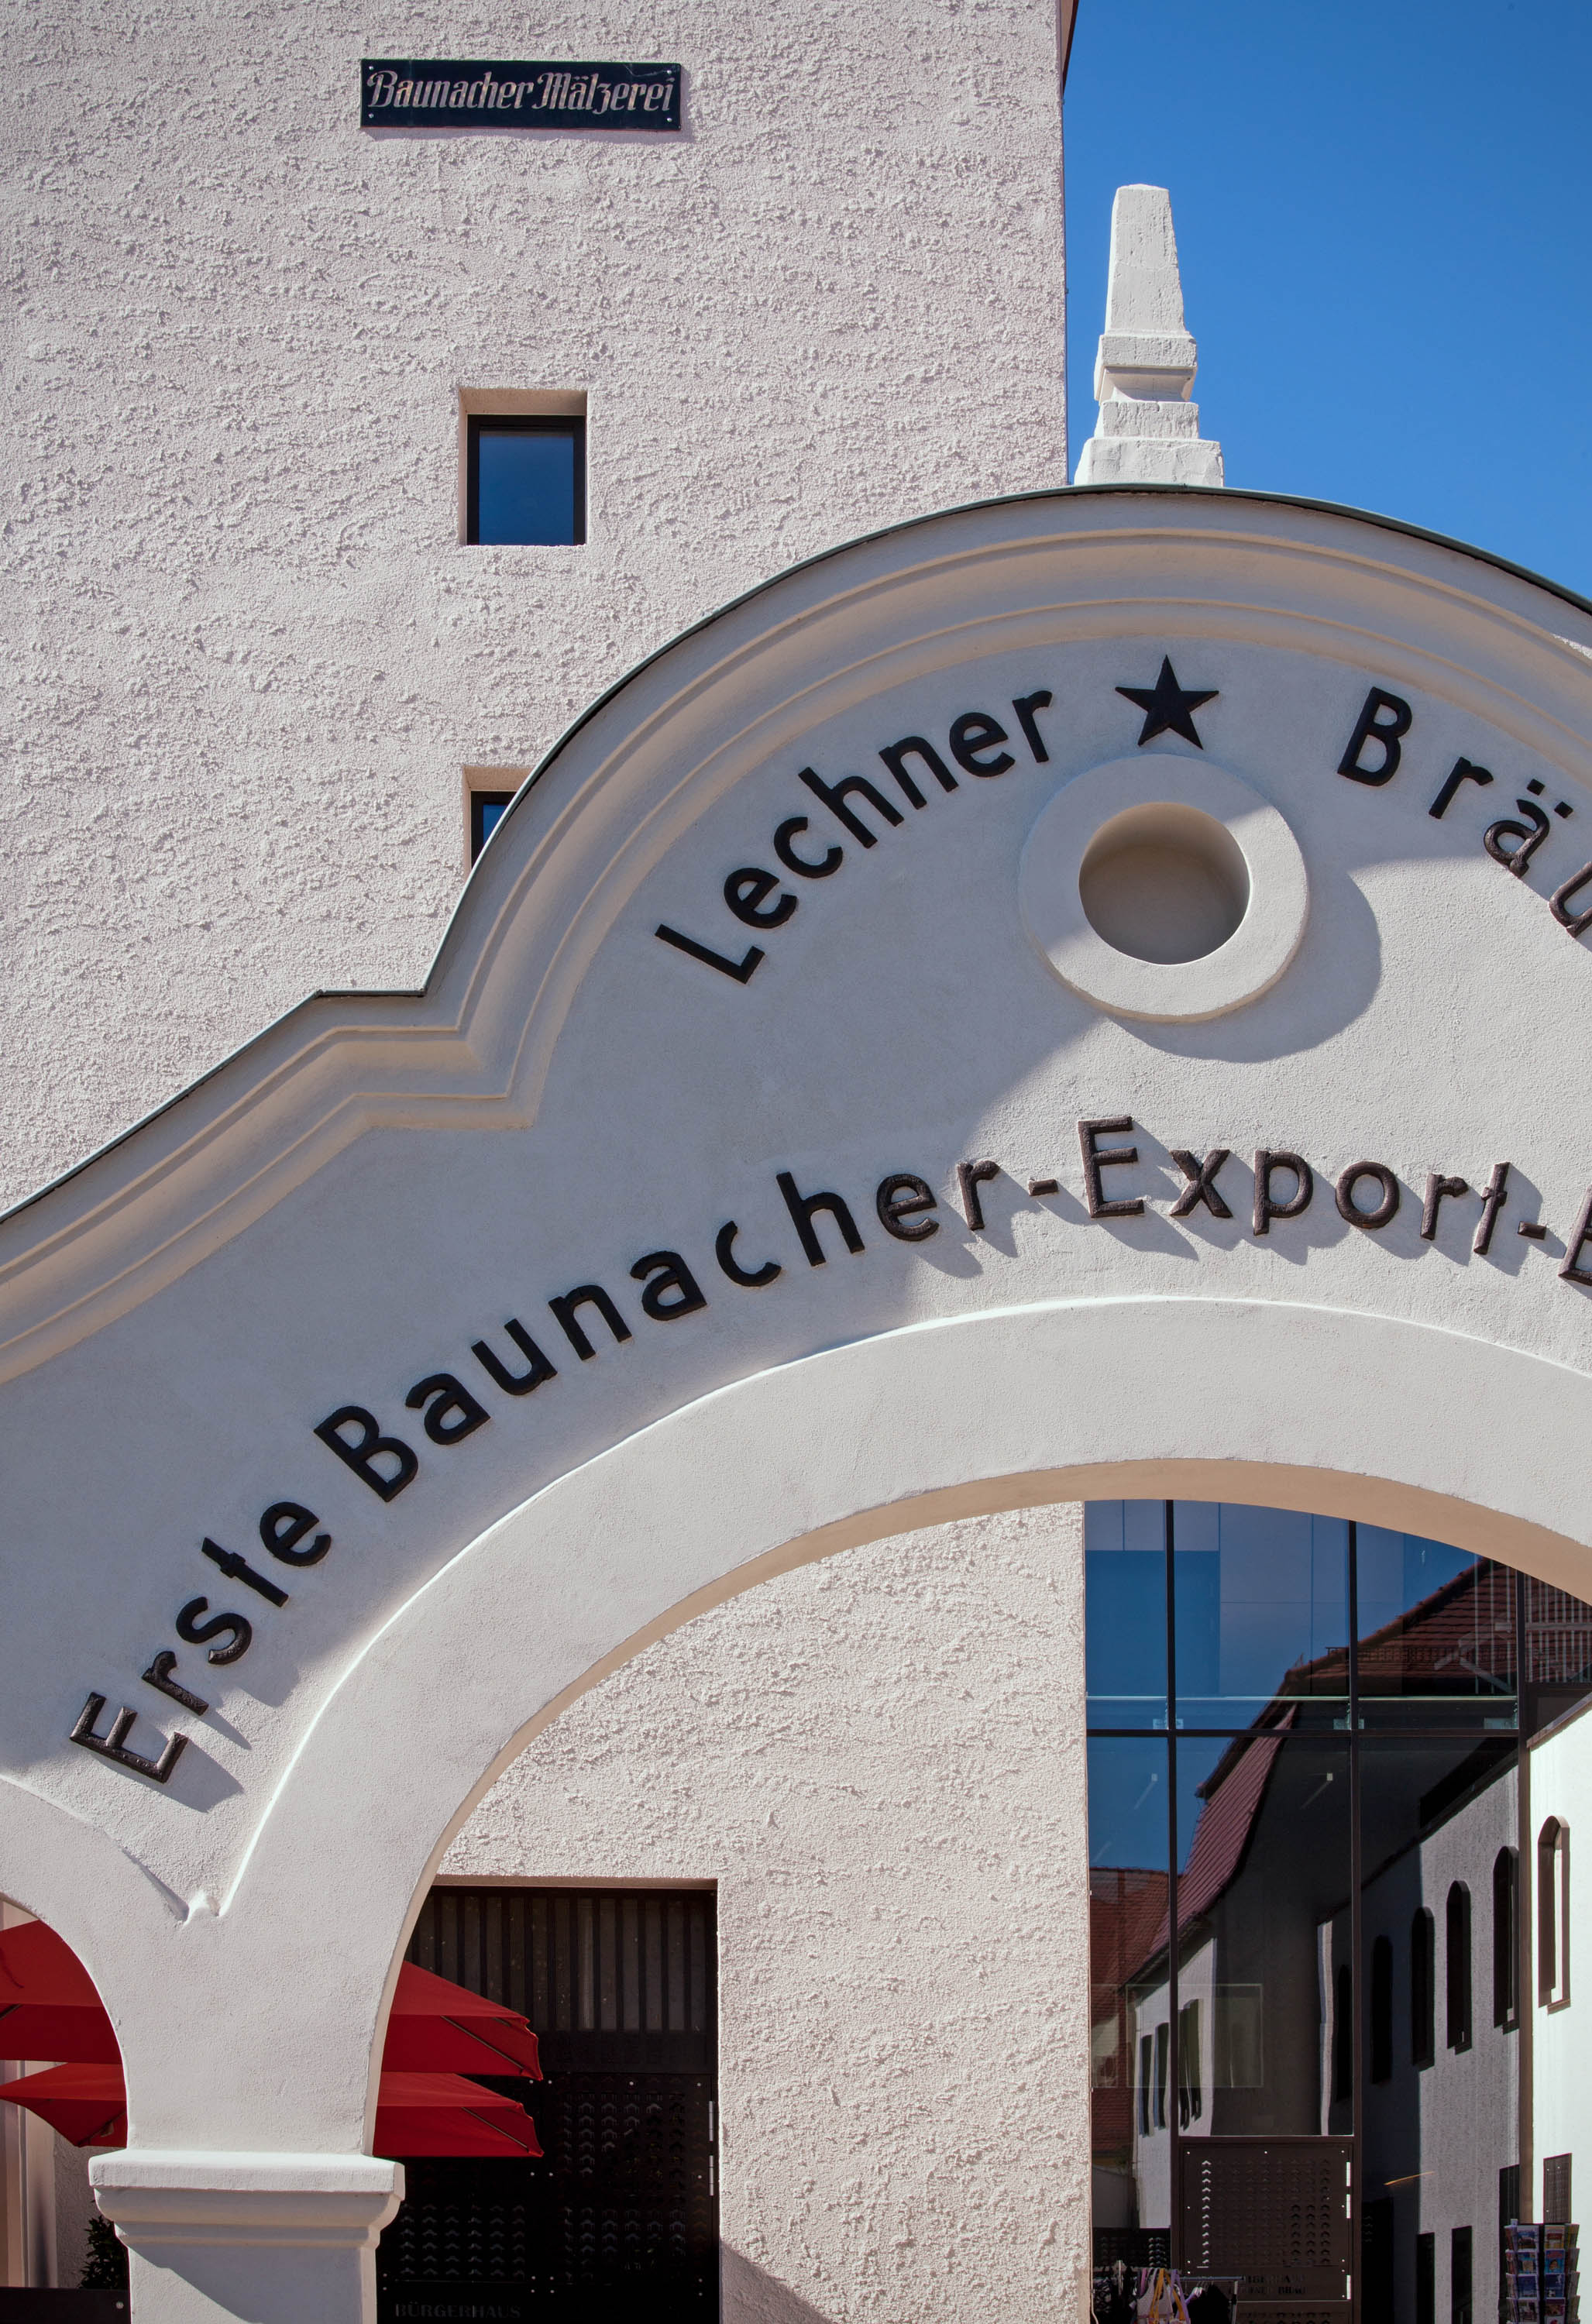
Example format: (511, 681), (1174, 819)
(466, 416), (585, 545)
(469, 790), (514, 861)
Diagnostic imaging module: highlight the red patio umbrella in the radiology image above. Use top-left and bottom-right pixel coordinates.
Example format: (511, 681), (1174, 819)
(0, 2064), (542, 2159)
(0, 1923), (540, 2079)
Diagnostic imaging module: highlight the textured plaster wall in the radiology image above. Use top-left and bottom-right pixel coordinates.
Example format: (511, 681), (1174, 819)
(0, 0), (1066, 1206)
(441, 1505), (1092, 2324)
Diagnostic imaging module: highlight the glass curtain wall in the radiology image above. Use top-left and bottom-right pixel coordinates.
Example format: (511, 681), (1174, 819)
(1087, 1501), (1592, 2324)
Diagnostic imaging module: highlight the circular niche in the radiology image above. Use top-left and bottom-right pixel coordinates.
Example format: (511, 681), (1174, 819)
(1019, 756), (1308, 1022)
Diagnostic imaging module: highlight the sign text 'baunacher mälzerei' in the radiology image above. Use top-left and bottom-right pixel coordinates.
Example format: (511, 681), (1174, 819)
(360, 60), (681, 131)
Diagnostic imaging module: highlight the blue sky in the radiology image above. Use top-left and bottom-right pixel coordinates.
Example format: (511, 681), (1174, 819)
(1064, 1), (1592, 596)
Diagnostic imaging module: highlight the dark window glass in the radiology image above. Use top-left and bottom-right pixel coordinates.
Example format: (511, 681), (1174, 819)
(1369, 1932), (1393, 2082)
(467, 417), (586, 545)
(1538, 1819), (1562, 2003)
(1176, 1999), (1201, 2126)
(1363, 2195), (1395, 2324)
(1544, 2152), (1573, 2224)
(1493, 1848), (1518, 2028)
(1171, 1501), (1349, 1728)
(1176, 1733), (1350, 2137)
(469, 791), (513, 861)
(1088, 1735), (1171, 2236)
(1085, 1501), (1167, 1728)
(1085, 1504), (1588, 2298)
(1446, 1882), (1473, 2051)
(1412, 1907), (1436, 2067)
(1416, 2230), (1436, 2324)
(1332, 1961), (1353, 2102)
(1356, 1531), (1513, 1728)
(1523, 1578), (1592, 1732)
(1451, 2223), (1473, 2324)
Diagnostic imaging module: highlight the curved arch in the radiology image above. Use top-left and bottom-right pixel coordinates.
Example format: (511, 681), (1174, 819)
(97, 1291), (1592, 2155)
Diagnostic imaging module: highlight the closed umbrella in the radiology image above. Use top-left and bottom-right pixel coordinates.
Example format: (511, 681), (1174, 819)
(0, 2064), (542, 2159)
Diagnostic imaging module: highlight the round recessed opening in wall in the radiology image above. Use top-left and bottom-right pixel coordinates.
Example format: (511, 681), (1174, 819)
(1019, 756), (1309, 1023)
(1078, 802), (1251, 964)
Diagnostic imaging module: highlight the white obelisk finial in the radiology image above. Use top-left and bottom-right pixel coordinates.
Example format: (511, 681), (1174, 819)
(1075, 185), (1223, 486)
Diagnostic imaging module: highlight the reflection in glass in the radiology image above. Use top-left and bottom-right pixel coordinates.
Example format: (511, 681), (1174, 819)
(1175, 1736), (1351, 2142)
(1172, 1502), (1350, 1727)
(1085, 1501), (1592, 2316)
(1355, 1740), (1517, 2324)
(1088, 1737), (1171, 2242)
(1085, 1502), (1167, 1728)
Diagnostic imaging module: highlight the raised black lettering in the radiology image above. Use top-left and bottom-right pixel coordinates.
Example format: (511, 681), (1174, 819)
(949, 711), (1014, 777)
(1484, 799), (1551, 876)
(1550, 861), (1592, 938)
(472, 1318), (559, 1395)
(797, 765), (903, 847)
(70, 1697), (187, 1784)
(1337, 686), (1413, 786)
(201, 1538), (288, 1606)
(405, 1373), (490, 1445)
(878, 736), (957, 808)
(1253, 1151), (1313, 1236)
(772, 816), (843, 878)
(1561, 1188), (1592, 1287)
(1011, 690), (1053, 762)
(956, 1159), (999, 1231)
(630, 1250), (707, 1321)
(776, 1170), (865, 1264)
(1473, 1162), (1510, 1256)
(654, 923), (764, 982)
(141, 1650), (209, 1716)
(875, 1174), (939, 1242)
(174, 1599), (253, 1665)
(315, 1405), (420, 1501)
(1428, 757), (1494, 820)
(1335, 1161), (1400, 1229)
(1168, 1149), (1233, 1220)
(548, 1284), (633, 1360)
(714, 1221), (782, 1287)
(259, 1501), (330, 1566)
(724, 868), (797, 929)
(1078, 1118), (1143, 1219)
(1419, 1174), (1469, 1242)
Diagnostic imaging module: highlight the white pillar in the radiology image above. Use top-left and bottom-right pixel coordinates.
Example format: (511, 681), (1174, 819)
(1075, 184), (1224, 486)
(89, 2152), (403, 2324)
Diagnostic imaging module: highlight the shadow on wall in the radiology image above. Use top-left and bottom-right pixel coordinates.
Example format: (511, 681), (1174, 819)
(722, 2247), (839, 2324)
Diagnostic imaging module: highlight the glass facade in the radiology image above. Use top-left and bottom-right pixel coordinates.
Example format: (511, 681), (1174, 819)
(1088, 1502), (1592, 2324)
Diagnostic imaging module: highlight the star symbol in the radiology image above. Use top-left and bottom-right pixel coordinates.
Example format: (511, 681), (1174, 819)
(1116, 657), (1219, 748)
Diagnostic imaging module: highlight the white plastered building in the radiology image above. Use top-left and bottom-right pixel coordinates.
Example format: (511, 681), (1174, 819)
(3, 12), (1592, 2324)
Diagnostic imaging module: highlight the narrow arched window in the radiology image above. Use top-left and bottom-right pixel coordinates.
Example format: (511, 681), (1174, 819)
(1539, 1818), (1570, 2006)
(1370, 1934), (1394, 2082)
(1494, 1848), (1519, 2029)
(1411, 1906), (1436, 2067)
(1446, 1882), (1472, 2051)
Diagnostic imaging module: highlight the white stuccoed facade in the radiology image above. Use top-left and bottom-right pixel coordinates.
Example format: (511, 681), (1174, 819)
(0, 0), (1068, 1208)
(1, 7), (1079, 2315)
(5, 16), (1592, 2324)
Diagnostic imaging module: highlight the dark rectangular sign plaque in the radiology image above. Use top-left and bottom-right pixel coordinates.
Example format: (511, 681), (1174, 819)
(361, 59), (681, 132)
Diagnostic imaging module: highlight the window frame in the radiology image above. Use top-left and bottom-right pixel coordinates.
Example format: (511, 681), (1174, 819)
(466, 413), (587, 547)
